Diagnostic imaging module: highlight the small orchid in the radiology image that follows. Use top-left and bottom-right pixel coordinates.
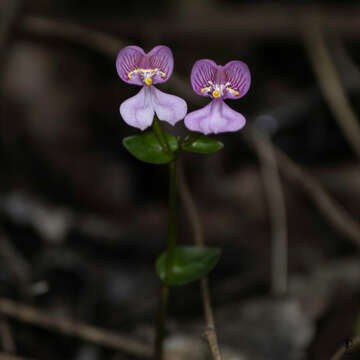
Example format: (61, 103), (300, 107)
(116, 45), (187, 131)
(184, 59), (251, 134)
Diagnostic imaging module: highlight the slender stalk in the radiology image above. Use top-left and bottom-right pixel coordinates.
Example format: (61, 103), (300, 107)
(154, 284), (169, 360)
(153, 119), (178, 360)
(165, 159), (177, 278)
(250, 130), (288, 297)
(178, 162), (222, 360)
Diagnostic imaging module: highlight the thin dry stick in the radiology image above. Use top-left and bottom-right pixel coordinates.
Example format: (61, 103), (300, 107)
(0, 0), (31, 297)
(0, 353), (35, 360)
(0, 297), (152, 358)
(0, 232), (31, 297)
(330, 336), (360, 360)
(0, 0), (23, 52)
(0, 2), (28, 354)
(21, 16), (122, 58)
(178, 162), (222, 360)
(302, 17), (360, 159)
(0, 316), (16, 354)
(24, 5), (360, 41)
(244, 127), (360, 247)
(250, 129), (288, 297)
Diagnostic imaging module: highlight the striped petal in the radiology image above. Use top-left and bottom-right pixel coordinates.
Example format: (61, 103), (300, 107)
(147, 46), (174, 84)
(223, 60), (251, 99)
(190, 59), (218, 97)
(116, 46), (145, 86)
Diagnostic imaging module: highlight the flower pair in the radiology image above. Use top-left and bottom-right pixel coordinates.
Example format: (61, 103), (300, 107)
(116, 45), (251, 135)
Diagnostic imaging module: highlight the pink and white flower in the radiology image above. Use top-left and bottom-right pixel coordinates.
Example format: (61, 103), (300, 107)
(116, 45), (187, 130)
(185, 59), (251, 134)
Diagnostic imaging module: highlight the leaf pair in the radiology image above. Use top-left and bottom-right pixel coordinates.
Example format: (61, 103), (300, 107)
(123, 131), (223, 164)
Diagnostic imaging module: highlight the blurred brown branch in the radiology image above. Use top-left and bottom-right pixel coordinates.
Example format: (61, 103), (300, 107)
(0, 317), (16, 354)
(0, 354), (35, 360)
(331, 336), (360, 360)
(0, 0), (23, 53)
(244, 127), (360, 247)
(0, 231), (31, 297)
(112, 4), (360, 41)
(302, 17), (360, 159)
(178, 162), (222, 360)
(250, 130), (288, 297)
(21, 16), (122, 58)
(0, 297), (153, 358)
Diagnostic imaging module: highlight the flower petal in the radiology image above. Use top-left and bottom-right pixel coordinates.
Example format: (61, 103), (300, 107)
(223, 60), (251, 99)
(147, 46), (174, 84)
(120, 87), (154, 130)
(190, 59), (218, 96)
(116, 46), (145, 86)
(184, 99), (246, 135)
(150, 86), (187, 126)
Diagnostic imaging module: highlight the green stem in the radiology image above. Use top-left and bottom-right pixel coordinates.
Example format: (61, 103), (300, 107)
(153, 125), (178, 360)
(165, 159), (177, 279)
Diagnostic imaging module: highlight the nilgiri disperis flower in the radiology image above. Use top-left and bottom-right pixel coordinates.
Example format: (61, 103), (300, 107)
(184, 59), (251, 134)
(116, 45), (187, 130)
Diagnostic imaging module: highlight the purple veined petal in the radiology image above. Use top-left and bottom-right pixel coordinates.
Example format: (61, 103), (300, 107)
(116, 46), (145, 86)
(120, 87), (154, 130)
(147, 46), (174, 84)
(190, 59), (218, 97)
(150, 86), (187, 126)
(223, 60), (251, 99)
(184, 99), (246, 135)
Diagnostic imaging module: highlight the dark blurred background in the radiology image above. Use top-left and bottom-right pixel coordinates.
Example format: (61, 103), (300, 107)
(0, 1), (360, 359)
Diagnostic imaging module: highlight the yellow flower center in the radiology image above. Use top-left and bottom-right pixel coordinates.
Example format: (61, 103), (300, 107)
(200, 81), (239, 98)
(127, 68), (166, 86)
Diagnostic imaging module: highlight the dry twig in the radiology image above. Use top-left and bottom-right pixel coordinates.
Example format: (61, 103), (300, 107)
(302, 17), (360, 159)
(330, 336), (360, 360)
(0, 0), (23, 54)
(244, 127), (360, 247)
(0, 353), (35, 360)
(0, 1), (28, 354)
(0, 231), (31, 297)
(250, 129), (288, 297)
(178, 162), (222, 360)
(0, 297), (152, 358)
(21, 16), (122, 58)
(0, 317), (16, 354)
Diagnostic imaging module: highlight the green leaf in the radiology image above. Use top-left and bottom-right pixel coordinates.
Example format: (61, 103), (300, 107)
(156, 246), (221, 286)
(123, 131), (178, 164)
(182, 135), (223, 154)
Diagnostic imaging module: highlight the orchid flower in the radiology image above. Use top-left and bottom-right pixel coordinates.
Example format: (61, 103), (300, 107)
(184, 59), (251, 135)
(116, 45), (187, 131)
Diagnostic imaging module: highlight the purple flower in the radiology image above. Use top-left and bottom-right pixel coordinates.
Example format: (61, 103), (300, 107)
(116, 45), (187, 130)
(184, 59), (251, 134)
